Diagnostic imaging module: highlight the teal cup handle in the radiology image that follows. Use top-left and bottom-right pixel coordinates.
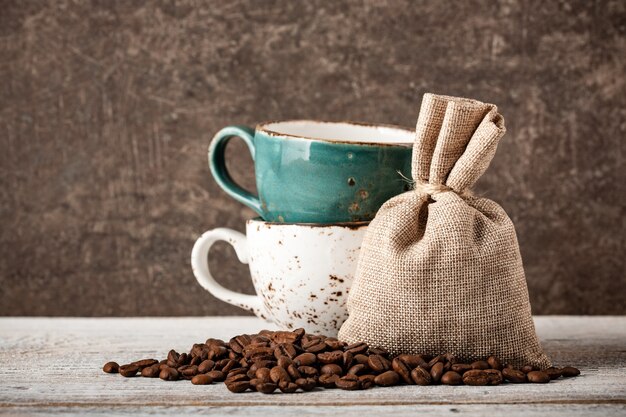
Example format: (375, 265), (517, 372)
(208, 126), (263, 216)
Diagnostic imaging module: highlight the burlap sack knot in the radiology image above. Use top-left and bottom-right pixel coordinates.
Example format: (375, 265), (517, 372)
(339, 93), (551, 368)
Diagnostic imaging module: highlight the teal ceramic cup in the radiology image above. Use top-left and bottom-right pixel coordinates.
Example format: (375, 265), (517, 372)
(208, 120), (414, 223)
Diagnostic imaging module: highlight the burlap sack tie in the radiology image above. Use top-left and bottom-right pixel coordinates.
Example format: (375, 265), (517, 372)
(339, 93), (550, 368)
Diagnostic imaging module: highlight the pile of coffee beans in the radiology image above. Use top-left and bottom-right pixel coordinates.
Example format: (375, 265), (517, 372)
(103, 328), (580, 393)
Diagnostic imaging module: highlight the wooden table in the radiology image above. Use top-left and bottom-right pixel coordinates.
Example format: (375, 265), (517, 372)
(0, 316), (624, 416)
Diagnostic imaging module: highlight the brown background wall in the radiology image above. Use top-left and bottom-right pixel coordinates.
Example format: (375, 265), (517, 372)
(1, 0), (624, 316)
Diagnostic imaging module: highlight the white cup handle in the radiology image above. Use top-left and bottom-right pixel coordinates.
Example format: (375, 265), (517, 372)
(191, 228), (267, 319)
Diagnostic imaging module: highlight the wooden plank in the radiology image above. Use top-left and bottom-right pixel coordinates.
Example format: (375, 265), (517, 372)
(0, 317), (624, 415)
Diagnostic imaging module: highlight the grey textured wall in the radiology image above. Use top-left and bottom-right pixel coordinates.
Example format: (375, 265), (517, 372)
(1, 0), (624, 316)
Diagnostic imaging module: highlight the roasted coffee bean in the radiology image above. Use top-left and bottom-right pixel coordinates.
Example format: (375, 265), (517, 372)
(208, 346), (228, 360)
(255, 367), (271, 382)
(206, 370), (225, 382)
(221, 359), (238, 373)
(462, 369), (502, 386)
(451, 363), (472, 374)
(205, 338), (226, 347)
(191, 374), (213, 385)
(471, 360), (490, 370)
(119, 364), (139, 377)
(353, 354), (369, 365)
(159, 367), (179, 381)
(227, 368), (248, 378)
(296, 377), (317, 391)
(502, 367), (527, 383)
(430, 362), (445, 383)
(369, 346), (390, 358)
(527, 371), (550, 383)
(544, 367), (562, 380)
(342, 351), (354, 369)
(250, 360), (276, 370)
(277, 356), (293, 369)
(487, 356), (503, 371)
(270, 366), (290, 384)
(293, 352), (317, 367)
(318, 373), (339, 388)
(561, 366), (580, 377)
(325, 338), (345, 350)
(274, 343), (297, 360)
(347, 364), (368, 376)
(272, 331), (299, 345)
(247, 368), (257, 379)
(374, 370), (400, 387)
(225, 373), (248, 385)
(335, 374), (360, 390)
(191, 355), (203, 366)
(226, 380), (250, 393)
(141, 364), (160, 378)
(321, 364), (343, 376)
(318, 350), (343, 364)
(229, 338), (244, 355)
(279, 381), (299, 393)
(368, 354), (391, 373)
(198, 360), (215, 373)
(298, 366), (318, 377)
(411, 367), (432, 385)
(304, 341), (327, 354)
(256, 382), (277, 394)
(235, 334), (252, 348)
(444, 353), (458, 365)
(345, 342), (368, 355)
(441, 371), (462, 385)
(520, 364), (536, 374)
(103, 362), (119, 374)
(132, 359), (158, 369)
(179, 365), (198, 377)
(391, 358), (412, 384)
(399, 354), (429, 370)
(359, 374), (376, 389)
(287, 364), (302, 380)
(428, 354), (445, 368)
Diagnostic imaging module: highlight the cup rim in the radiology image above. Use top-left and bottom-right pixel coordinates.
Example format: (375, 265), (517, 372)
(247, 217), (369, 230)
(255, 119), (414, 147)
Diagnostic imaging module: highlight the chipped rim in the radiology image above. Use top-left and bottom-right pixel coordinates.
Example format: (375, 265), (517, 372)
(247, 217), (369, 230)
(256, 119), (414, 147)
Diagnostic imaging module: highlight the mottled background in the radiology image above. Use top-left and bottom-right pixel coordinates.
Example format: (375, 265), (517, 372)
(1, 0), (624, 316)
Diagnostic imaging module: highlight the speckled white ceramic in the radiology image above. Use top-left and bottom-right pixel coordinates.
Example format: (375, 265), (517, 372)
(191, 219), (367, 336)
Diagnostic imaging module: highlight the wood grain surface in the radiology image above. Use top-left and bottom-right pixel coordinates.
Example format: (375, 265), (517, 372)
(0, 1), (624, 316)
(0, 316), (624, 416)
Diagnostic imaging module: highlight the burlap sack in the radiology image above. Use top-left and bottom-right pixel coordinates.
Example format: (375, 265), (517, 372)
(339, 93), (550, 368)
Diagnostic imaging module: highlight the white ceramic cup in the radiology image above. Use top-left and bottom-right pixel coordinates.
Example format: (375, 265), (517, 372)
(191, 218), (367, 335)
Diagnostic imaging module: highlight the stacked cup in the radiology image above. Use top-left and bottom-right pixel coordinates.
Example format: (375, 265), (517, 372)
(191, 120), (413, 336)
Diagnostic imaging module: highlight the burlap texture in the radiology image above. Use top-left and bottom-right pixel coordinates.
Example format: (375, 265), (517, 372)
(339, 94), (550, 368)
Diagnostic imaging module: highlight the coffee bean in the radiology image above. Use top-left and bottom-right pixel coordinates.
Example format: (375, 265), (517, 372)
(271, 331), (299, 345)
(255, 367), (271, 382)
(369, 346), (390, 358)
(368, 354), (391, 373)
(342, 351), (354, 369)
(544, 367), (562, 380)
(297, 366), (318, 377)
(141, 364), (160, 378)
(487, 356), (503, 371)
(374, 370), (400, 387)
(235, 334), (252, 349)
(318, 373), (339, 388)
(270, 366), (290, 384)
(471, 360), (490, 370)
(527, 371), (550, 383)
(179, 365), (198, 377)
(277, 356), (293, 369)
(255, 382), (277, 394)
(296, 377), (317, 391)
(391, 358), (412, 384)
(221, 359), (238, 373)
(462, 369), (502, 386)
(441, 371), (462, 385)
(335, 374), (360, 390)
(287, 364), (301, 380)
(399, 354), (429, 370)
(103, 362), (119, 374)
(293, 352), (317, 367)
(279, 381), (299, 393)
(318, 350), (343, 364)
(159, 367), (179, 381)
(226, 380), (251, 393)
(345, 342), (368, 355)
(191, 374), (213, 385)
(274, 343), (297, 360)
(347, 364), (368, 376)
(451, 363), (472, 374)
(520, 364), (536, 374)
(227, 368), (248, 378)
(324, 339), (345, 350)
(430, 362), (444, 383)
(304, 341), (327, 354)
(353, 354), (369, 365)
(225, 373), (248, 385)
(206, 370), (225, 382)
(191, 356), (203, 366)
(198, 360), (215, 373)
(132, 359), (158, 369)
(119, 364), (139, 377)
(561, 366), (580, 377)
(411, 367), (432, 385)
(502, 367), (527, 383)
(359, 374), (376, 389)
(428, 354), (445, 368)
(229, 338), (244, 355)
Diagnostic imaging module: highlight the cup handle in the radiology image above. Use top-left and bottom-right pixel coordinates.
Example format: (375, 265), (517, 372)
(208, 126), (263, 217)
(191, 228), (268, 319)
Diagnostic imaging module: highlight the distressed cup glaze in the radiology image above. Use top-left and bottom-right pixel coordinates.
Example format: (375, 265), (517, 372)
(208, 120), (413, 223)
(191, 219), (367, 335)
